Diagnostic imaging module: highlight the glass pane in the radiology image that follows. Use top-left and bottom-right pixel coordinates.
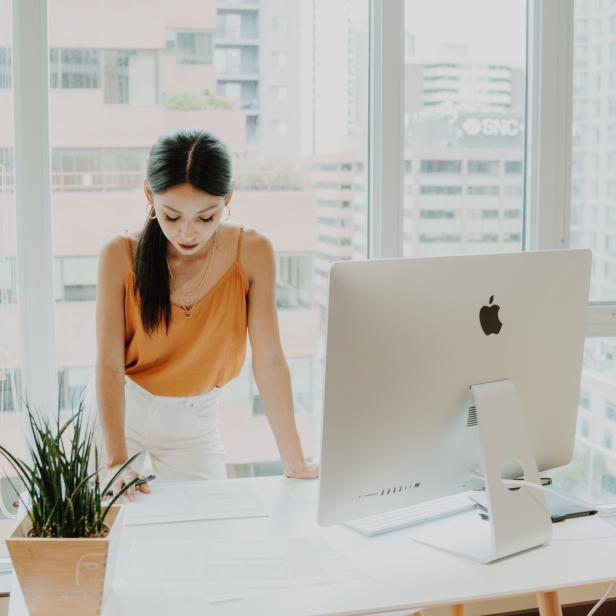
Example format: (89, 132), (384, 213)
(50, 0), (369, 478)
(550, 338), (616, 504)
(0, 0), (24, 556)
(570, 0), (616, 300)
(403, 0), (526, 257)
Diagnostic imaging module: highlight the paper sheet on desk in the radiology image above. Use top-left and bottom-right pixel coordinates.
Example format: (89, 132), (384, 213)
(116, 535), (363, 604)
(284, 480), (319, 511)
(123, 481), (267, 526)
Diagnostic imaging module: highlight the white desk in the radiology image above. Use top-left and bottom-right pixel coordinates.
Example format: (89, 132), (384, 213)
(8, 476), (616, 616)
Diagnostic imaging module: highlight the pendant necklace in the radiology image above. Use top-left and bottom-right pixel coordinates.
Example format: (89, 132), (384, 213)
(168, 230), (218, 319)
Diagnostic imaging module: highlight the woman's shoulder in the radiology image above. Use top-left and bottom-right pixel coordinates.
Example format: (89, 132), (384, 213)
(99, 231), (139, 279)
(231, 224), (273, 284)
(231, 223), (268, 249)
(218, 222), (269, 256)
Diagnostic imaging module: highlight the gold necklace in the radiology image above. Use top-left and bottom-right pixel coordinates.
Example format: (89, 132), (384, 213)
(168, 230), (218, 319)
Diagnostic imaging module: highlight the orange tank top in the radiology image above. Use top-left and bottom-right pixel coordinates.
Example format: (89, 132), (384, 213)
(124, 226), (249, 397)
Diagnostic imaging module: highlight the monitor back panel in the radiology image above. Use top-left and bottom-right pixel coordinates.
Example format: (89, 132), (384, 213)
(318, 249), (591, 526)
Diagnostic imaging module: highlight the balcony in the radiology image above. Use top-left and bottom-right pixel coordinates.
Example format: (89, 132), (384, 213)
(217, 0), (259, 10)
(215, 35), (259, 47)
(52, 171), (143, 192)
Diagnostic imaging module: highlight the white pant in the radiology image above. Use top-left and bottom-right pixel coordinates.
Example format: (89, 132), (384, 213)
(83, 376), (227, 482)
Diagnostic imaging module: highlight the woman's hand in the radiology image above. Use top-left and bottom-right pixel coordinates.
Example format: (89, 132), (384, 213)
(103, 464), (151, 501)
(284, 462), (319, 480)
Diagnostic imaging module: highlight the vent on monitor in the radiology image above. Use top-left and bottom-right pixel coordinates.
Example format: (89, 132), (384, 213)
(467, 405), (478, 427)
(377, 482), (422, 496)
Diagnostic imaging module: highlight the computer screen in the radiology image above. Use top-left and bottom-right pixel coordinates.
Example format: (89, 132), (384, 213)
(318, 249), (591, 537)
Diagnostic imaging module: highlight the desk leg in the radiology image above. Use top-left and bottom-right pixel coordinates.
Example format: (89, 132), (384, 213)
(537, 591), (563, 616)
(451, 604), (465, 616)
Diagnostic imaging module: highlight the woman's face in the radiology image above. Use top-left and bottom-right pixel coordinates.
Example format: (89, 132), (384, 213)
(145, 182), (231, 257)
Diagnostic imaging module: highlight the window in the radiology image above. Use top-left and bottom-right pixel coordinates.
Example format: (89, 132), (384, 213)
(318, 199), (349, 209)
(604, 432), (613, 450)
(419, 234), (461, 243)
(45, 0), (369, 477)
(0, 47), (10, 88)
(468, 233), (499, 243)
(0, 0), (24, 553)
(276, 254), (312, 309)
(468, 160), (499, 175)
(54, 257), (98, 302)
(317, 217), (352, 228)
(51, 148), (148, 191)
(216, 12), (242, 40)
(419, 209), (457, 219)
(172, 31), (213, 65)
(503, 185), (522, 196)
(0, 257), (16, 303)
(103, 50), (159, 105)
(467, 186), (499, 196)
(318, 234), (352, 247)
(467, 209), (499, 219)
(10, 0), (609, 520)
(505, 160), (523, 174)
(218, 80), (258, 111)
(49, 49), (100, 88)
(552, 339), (616, 504)
(404, 0), (525, 258)
(571, 0), (616, 301)
(215, 46), (258, 75)
(420, 160), (461, 174)
(420, 185), (462, 195)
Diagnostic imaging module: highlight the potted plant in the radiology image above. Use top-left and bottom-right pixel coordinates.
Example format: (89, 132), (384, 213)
(0, 400), (140, 616)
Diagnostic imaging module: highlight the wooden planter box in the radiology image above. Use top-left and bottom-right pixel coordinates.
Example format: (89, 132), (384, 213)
(5, 505), (124, 616)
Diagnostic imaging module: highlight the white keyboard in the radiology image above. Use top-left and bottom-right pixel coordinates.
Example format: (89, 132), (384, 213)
(344, 492), (478, 537)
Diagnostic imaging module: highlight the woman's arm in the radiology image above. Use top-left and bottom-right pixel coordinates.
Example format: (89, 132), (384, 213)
(246, 231), (318, 479)
(95, 236), (149, 497)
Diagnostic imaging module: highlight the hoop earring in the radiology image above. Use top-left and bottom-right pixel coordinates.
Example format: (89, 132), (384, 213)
(146, 203), (157, 220)
(224, 204), (231, 220)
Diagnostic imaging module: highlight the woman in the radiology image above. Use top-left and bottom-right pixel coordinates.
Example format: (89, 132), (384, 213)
(87, 128), (318, 499)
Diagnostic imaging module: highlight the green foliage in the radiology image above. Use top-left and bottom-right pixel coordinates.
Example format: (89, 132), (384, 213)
(0, 402), (140, 538)
(163, 89), (234, 111)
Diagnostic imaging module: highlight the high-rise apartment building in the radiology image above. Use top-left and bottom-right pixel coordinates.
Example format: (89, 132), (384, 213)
(0, 0), (320, 472)
(566, 0), (616, 496)
(215, 0), (260, 143)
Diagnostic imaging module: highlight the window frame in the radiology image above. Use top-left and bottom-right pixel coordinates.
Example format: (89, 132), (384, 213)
(10, 0), (614, 412)
(526, 0), (616, 336)
(12, 0), (57, 411)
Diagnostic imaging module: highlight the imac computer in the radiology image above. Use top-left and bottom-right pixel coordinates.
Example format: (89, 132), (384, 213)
(317, 249), (591, 563)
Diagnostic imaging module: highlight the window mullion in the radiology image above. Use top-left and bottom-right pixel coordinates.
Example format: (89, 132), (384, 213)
(13, 0), (58, 411)
(525, 0), (574, 252)
(368, 0), (404, 259)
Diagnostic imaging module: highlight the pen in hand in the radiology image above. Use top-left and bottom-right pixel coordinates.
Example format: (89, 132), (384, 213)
(104, 474), (156, 499)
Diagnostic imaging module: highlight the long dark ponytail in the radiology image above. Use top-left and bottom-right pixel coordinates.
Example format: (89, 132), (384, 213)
(136, 129), (233, 334)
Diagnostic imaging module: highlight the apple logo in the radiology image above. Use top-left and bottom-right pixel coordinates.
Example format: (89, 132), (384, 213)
(479, 295), (502, 335)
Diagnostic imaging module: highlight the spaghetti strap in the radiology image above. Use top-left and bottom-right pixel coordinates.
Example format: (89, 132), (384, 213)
(235, 225), (244, 262)
(124, 233), (134, 268)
